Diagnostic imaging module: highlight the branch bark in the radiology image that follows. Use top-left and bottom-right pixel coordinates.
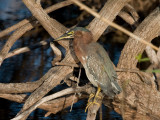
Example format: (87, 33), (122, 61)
(87, 0), (130, 41)
(116, 7), (160, 119)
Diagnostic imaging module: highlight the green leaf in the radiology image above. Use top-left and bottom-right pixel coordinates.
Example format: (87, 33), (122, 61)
(138, 58), (150, 62)
(152, 69), (160, 73)
(136, 54), (150, 62)
(145, 69), (160, 73)
(136, 54), (142, 62)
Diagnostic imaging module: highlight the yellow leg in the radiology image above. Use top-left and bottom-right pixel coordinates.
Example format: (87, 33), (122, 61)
(85, 86), (101, 112)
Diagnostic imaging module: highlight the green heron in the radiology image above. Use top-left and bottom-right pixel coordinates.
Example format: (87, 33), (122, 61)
(55, 27), (121, 110)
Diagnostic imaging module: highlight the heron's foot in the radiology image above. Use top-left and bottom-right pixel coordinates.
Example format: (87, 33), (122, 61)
(87, 93), (94, 102)
(85, 93), (102, 112)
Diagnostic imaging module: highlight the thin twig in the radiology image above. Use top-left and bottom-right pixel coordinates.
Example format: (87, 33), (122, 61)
(70, 66), (81, 112)
(6, 40), (48, 58)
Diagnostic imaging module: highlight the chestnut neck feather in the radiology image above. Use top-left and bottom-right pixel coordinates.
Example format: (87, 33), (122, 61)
(73, 31), (93, 64)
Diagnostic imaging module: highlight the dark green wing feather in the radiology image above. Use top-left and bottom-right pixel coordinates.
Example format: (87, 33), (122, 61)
(86, 42), (121, 98)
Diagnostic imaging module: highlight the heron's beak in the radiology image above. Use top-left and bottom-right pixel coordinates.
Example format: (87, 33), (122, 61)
(54, 31), (74, 41)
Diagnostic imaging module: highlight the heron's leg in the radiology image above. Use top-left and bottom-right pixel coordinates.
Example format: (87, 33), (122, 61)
(94, 86), (101, 101)
(85, 86), (102, 112)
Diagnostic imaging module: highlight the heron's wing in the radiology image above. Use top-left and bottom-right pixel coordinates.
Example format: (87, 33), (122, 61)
(86, 43), (121, 97)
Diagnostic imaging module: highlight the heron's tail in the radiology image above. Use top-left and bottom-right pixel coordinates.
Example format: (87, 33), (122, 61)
(102, 79), (121, 98)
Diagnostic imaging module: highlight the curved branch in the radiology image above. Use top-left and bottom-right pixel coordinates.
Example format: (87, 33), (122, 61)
(0, 0), (85, 38)
(116, 8), (160, 119)
(118, 8), (160, 69)
(12, 85), (90, 120)
(87, 0), (130, 41)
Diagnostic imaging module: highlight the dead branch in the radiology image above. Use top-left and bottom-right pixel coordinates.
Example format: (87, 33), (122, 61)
(0, 81), (42, 94)
(157, 47), (160, 62)
(118, 7), (160, 69)
(145, 46), (160, 91)
(11, 87), (76, 120)
(0, 2), (138, 63)
(15, 0), (73, 117)
(6, 39), (48, 58)
(87, 0), (130, 41)
(116, 7), (160, 119)
(12, 85), (91, 120)
(0, 20), (41, 66)
(0, 21), (38, 66)
(0, 0), (85, 38)
(0, 94), (27, 103)
(50, 42), (62, 66)
(123, 3), (139, 22)
(86, 93), (104, 120)
(71, 0), (159, 51)
(0, 93), (85, 115)
(145, 46), (159, 66)
(116, 3), (139, 25)
(118, 11), (136, 25)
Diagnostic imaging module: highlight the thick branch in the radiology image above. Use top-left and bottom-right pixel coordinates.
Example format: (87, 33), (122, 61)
(87, 0), (130, 41)
(118, 8), (160, 69)
(12, 85), (91, 120)
(116, 8), (160, 119)
(0, 81), (42, 93)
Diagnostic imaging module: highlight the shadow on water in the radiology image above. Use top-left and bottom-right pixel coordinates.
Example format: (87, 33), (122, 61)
(0, 0), (123, 119)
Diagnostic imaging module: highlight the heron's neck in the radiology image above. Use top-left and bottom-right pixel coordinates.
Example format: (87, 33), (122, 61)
(73, 40), (88, 65)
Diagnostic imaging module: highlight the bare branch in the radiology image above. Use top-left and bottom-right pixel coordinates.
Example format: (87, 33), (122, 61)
(116, 8), (160, 119)
(0, 21), (39, 66)
(12, 85), (89, 120)
(87, 0), (130, 41)
(0, 0), (85, 38)
(145, 46), (159, 66)
(118, 7), (160, 69)
(157, 47), (160, 62)
(50, 42), (62, 66)
(12, 88), (75, 120)
(6, 40), (48, 58)
(123, 3), (139, 22)
(16, 0), (73, 115)
(69, 0), (159, 51)
(0, 81), (43, 94)
(0, 93), (84, 115)
(118, 11), (136, 25)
